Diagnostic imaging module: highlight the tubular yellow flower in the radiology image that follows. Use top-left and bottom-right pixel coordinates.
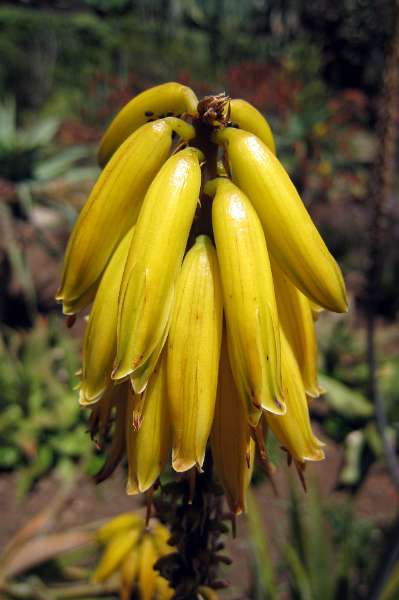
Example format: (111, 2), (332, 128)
(129, 316), (170, 395)
(98, 82), (198, 166)
(62, 280), (98, 317)
(207, 177), (285, 424)
(97, 512), (143, 544)
(120, 548), (139, 600)
(138, 534), (158, 600)
(266, 330), (325, 464)
(80, 228), (134, 405)
(309, 300), (324, 321)
(126, 351), (171, 494)
(114, 147), (202, 385)
(211, 336), (255, 514)
(167, 235), (223, 472)
(229, 98), (276, 153)
(93, 527), (140, 582)
(57, 118), (194, 315)
(94, 513), (174, 600)
(271, 256), (321, 398)
(213, 127), (348, 313)
(152, 523), (172, 556)
(156, 576), (174, 599)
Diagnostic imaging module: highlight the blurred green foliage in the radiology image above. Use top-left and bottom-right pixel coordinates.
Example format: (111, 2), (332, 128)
(315, 314), (399, 490)
(0, 1), (393, 113)
(0, 98), (59, 181)
(0, 318), (102, 495)
(247, 483), (389, 600)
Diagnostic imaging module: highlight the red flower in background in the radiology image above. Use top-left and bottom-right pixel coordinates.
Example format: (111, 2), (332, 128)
(226, 62), (302, 117)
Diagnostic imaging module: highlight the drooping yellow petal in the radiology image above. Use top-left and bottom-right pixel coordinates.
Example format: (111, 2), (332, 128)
(98, 82), (198, 166)
(114, 147), (202, 385)
(120, 548), (140, 600)
(156, 575), (174, 599)
(229, 98), (276, 153)
(152, 523), (172, 557)
(126, 352), (171, 494)
(61, 280), (98, 317)
(92, 528), (140, 582)
(271, 257), (321, 398)
(197, 586), (220, 600)
(138, 534), (158, 600)
(97, 512), (143, 544)
(167, 235), (223, 472)
(129, 314), (170, 395)
(80, 229), (134, 405)
(211, 336), (255, 514)
(266, 330), (325, 464)
(214, 127), (348, 313)
(207, 177), (285, 424)
(57, 118), (195, 315)
(309, 300), (324, 321)
(57, 120), (172, 314)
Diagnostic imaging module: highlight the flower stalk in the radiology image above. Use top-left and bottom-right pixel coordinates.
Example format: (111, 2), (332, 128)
(154, 454), (232, 599)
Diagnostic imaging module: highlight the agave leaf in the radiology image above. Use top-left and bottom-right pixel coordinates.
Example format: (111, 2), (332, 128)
(246, 491), (279, 600)
(284, 544), (313, 600)
(303, 483), (334, 600)
(0, 530), (92, 582)
(34, 146), (93, 181)
(318, 373), (373, 419)
(18, 117), (59, 149)
(60, 165), (100, 184)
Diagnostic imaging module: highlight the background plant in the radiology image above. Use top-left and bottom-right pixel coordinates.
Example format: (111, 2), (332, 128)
(0, 317), (102, 495)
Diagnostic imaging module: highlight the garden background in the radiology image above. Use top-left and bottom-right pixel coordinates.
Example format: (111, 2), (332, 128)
(0, 1), (398, 598)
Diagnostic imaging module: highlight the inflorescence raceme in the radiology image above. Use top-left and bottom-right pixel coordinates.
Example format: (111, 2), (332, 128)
(56, 82), (347, 515)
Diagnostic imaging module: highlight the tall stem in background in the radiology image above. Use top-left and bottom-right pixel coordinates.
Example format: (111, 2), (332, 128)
(366, 0), (399, 491)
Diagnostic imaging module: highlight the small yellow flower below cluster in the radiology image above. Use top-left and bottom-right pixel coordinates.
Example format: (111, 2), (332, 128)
(93, 512), (174, 600)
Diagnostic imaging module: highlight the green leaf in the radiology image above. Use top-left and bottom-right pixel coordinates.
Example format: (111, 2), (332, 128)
(246, 490), (279, 600)
(284, 544), (313, 600)
(318, 373), (374, 419)
(50, 427), (88, 457)
(0, 445), (20, 468)
(18, 117), (59, 150)
(16, 445), (54, 497)
(303, 484), (334, 600)
(34, 145), (92, 181)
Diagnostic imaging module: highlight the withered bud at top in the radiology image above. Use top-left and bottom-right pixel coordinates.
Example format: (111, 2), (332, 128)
(197, 93), (231, 127)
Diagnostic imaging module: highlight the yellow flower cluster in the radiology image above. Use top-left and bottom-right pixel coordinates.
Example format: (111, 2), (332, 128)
(93, 512), (173, 600)
(57, 83), (347, 513)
